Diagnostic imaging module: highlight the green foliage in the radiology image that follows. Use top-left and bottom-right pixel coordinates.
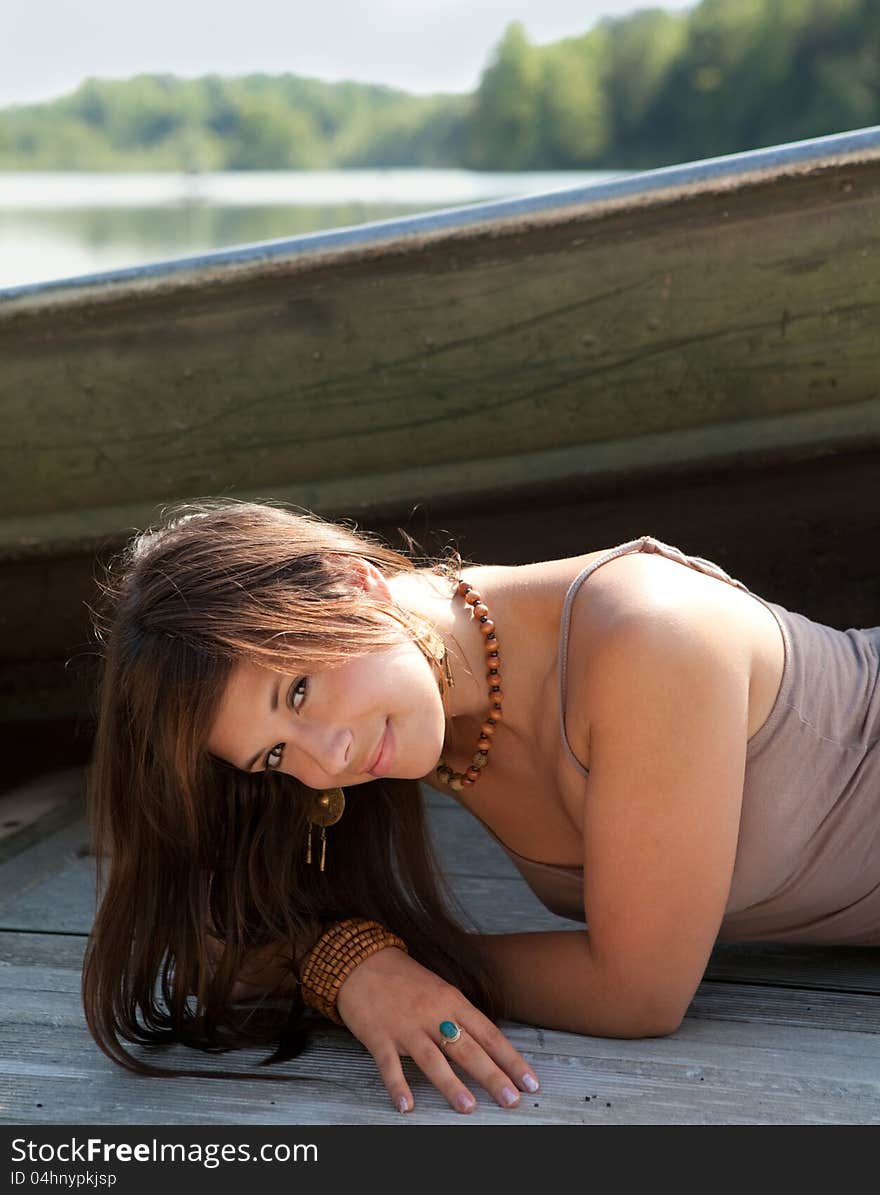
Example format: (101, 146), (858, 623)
(465, 21), (543, 169)
(0, 0), (877, 172)
(534, 32), (612, 168)
(601, 9), (688, 162)
(639, 0), (878, 164)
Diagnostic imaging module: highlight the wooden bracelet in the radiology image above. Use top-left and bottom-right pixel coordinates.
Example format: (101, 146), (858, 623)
(299, 918), (408, 1025)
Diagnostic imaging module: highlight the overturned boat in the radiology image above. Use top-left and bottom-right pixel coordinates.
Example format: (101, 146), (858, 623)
(1, 126), (878, 764)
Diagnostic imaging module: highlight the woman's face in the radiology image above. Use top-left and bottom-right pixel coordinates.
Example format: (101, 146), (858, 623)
(206, 634), (447, 790)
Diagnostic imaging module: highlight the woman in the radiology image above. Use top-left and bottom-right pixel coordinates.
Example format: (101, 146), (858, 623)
(82, 497), (880, 1116)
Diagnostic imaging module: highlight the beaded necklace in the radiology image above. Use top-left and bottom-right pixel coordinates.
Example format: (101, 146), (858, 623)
(434, 578), (503, 793)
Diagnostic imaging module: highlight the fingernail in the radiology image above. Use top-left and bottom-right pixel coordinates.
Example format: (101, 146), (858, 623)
(501, 1085), (519, 1106)
(397, 1096), (409, 1114)
(521, 1073), (539, 1092)
(455, 1092), (475, 1112)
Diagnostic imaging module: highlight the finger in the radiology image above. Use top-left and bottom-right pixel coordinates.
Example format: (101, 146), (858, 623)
(370, 1041), (415, 1115)
(434, 1022), (525, 1110)
(407, 1033), (479, 1114)
(461, 1011), (541, 1094)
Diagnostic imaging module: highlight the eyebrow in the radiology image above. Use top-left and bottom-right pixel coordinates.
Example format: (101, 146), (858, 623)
(242, 675), (283, 772)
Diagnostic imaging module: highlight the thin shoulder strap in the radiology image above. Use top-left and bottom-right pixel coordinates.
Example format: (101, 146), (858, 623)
(558, 536), (654, 778)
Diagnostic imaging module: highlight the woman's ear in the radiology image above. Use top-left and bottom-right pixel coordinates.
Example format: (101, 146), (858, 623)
(350, 557), (393, 602)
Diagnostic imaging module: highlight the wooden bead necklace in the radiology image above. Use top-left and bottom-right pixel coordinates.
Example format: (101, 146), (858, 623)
(434, 578), (503, 792)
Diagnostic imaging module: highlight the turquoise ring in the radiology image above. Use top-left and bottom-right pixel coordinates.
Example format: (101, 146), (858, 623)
(439, 1019), (462, 1046)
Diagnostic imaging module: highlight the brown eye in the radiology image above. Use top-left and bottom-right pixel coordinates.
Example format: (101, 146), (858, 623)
(265, 677), (309, 769)
(290, 676), (309, 710)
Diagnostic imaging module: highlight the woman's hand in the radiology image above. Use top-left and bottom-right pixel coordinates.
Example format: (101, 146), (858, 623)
(335, 945), (540, 1115)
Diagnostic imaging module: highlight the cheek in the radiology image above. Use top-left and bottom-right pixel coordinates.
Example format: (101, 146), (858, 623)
(370, 646), (445, 737)
(392, 658), (445, 731)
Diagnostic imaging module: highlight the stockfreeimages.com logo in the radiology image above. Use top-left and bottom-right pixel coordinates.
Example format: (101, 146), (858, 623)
(11, 1138), (317, 1170)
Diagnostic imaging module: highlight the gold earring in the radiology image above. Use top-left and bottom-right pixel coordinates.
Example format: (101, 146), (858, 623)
(306, 787), (346, 872)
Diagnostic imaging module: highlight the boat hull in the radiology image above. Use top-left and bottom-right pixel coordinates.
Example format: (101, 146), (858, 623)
(2, 129), (879, 740)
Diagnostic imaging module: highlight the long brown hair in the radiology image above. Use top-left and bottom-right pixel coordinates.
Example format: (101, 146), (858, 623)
(82, 497), (506, 1081)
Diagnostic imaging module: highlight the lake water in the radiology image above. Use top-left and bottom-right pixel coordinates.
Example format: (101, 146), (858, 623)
(0, 169), (623, 290)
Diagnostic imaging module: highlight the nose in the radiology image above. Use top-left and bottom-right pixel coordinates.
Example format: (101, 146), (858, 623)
(293, 720), (352, 781)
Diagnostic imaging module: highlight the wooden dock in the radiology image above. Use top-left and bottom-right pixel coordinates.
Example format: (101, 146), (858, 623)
(1, 768), (877, 1125)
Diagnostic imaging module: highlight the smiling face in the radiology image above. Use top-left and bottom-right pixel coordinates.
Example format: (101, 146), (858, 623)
(206, 634), (448, 789)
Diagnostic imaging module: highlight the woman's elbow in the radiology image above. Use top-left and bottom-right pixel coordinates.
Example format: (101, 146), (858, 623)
(601, 1013), (682, 1039)
(640, 1010), (684, 1038)
(593, 992), (687, 1039)
(631, 990), (688, 1037)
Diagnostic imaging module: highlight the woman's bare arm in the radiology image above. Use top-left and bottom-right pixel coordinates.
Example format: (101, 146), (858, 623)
(472, 928), (679, 1036)
(471, 603), (749, 1038)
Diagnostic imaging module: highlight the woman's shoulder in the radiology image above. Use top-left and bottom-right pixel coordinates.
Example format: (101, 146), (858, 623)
(554, 538), (766, 642)
(484, 542), (760, 729)
(545, 541), (740, 644)
(561, 543), (783, 764)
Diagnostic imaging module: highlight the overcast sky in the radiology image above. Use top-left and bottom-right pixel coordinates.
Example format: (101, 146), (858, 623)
(1, 0), (696, 108)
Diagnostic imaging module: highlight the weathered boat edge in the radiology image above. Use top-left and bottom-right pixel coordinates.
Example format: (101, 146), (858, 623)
(3, 394), (879, 561)
(2, 125), (880, 312)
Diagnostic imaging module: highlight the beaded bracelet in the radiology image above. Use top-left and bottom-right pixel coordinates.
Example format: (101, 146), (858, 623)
(299, 917), (408, 1025)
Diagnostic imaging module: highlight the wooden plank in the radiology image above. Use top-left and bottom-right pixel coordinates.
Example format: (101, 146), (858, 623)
(1, 764), (878, 1129)
(3, 925), (878, 1008)
(0, 864), (566, 937)
(0, 817), (97, 934)
(2, 792), (879, 1124)
(3, 952), (874, 1037)
(688, 982), (880, 1033)
(0, 768), (85, 862)
(704, 942), (880, 995)
(0, 929), (84, 968)
(0, 863), (98, 933)
(1, 976), (878, 1124)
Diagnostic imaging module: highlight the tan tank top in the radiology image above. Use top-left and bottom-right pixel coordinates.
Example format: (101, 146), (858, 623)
(480, 534), (880, 945)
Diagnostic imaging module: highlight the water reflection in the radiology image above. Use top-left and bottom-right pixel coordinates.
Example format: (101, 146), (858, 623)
(0, 202), (443, 288)
(0, 169), (621, 288)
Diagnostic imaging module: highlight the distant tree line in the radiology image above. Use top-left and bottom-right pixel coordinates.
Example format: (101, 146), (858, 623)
(0, 0), (876, 171)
